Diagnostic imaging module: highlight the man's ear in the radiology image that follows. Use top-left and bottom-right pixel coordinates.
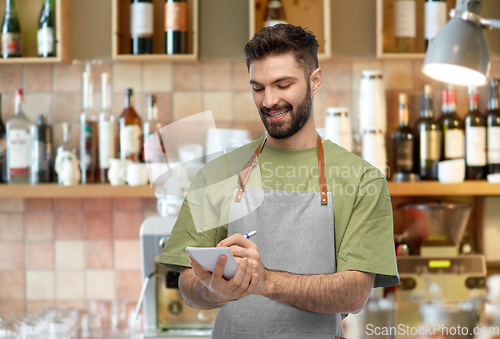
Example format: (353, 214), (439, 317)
(310, 68), (322, 95)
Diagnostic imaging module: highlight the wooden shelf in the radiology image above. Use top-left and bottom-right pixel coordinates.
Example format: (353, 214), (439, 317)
(0, 184), (155, 198)
(0, 182), (498, 198)
(249, 0), (331, 60)
(0, 0), (69, 64)
(388, 181), (500, 196)
(378, 53), (426, 59)
(112, 0), (198, 62)
(113, 53), (197, 63)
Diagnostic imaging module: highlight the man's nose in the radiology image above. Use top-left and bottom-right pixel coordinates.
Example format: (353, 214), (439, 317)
(263, 88), (279, 109)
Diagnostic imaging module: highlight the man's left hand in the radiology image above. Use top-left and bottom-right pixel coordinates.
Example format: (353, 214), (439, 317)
(217, 234), (267, 296)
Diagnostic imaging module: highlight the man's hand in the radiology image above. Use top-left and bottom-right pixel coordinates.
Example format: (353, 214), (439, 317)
(217, 233), (267, 296)
(188, 249), (258, 303)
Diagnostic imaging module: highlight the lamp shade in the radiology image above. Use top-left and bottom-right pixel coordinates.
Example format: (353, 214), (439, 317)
(422, 17), (490, 87)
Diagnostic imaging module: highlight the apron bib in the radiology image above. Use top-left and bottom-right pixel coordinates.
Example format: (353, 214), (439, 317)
(210, 135), (345, 339)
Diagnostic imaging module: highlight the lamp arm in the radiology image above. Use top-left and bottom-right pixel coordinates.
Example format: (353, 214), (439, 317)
(479, 18), (500, 30)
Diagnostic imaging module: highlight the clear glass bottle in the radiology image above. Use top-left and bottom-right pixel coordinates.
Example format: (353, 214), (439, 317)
(263, 0), (286, 28)
(98, 72), (115, 183)
(30, 114), (53, 184)
(79, 69), (98, 184)
(6, 89), (31, 184)
(56, 123), (76, 185)
(143, 94), (164, 163)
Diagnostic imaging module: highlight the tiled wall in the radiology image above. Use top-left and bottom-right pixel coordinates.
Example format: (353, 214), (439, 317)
(0, 197), (157, 314)
(2, 58), (500, 313)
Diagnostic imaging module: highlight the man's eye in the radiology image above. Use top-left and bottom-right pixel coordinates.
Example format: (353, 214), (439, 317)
(278, 84), (291, 89)
(253, 87), (264, 92)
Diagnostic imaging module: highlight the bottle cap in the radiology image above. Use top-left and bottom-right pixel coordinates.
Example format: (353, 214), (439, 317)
(125, 88), (133, 96)
(15, 88), (23, 97)
(424, 84), (432, 95)
(38, 114), (46, 124)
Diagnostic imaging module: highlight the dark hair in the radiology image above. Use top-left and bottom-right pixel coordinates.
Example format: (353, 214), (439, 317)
(244, 24), (319, 78)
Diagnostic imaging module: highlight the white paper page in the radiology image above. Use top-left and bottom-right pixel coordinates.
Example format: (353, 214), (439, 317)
(185, 247), (238, 280)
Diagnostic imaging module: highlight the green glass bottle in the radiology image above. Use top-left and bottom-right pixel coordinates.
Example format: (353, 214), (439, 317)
(38, 0), (56, 57)
(1, 0), (22, 58)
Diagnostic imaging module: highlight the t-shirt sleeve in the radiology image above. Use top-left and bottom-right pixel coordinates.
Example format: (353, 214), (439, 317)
(158, 171), (228, 272)
(336, 176), (399, 288)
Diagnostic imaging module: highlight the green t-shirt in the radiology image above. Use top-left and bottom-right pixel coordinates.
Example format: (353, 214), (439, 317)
(159, 137), (399, 291)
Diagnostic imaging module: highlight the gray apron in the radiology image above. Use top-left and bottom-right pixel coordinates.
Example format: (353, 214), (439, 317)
(210, 135), (346, 339)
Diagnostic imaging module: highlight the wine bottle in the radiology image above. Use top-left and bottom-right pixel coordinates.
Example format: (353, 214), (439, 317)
(391, 93), (415, 175)
(393, 0), (416, 53)
(130, 0), (153, 54)
(165, 0), (187, 54)
(119, 88), (143, 162)
(38, 0), (56, 57)
(143, 94), (164, 163)
(99, 73), (115, 183)
(418, 85), (442, 180)
(56, 123), (76, 185)
(30, 114), (53, 184)
(263, 0), (287, 28)
(6, 89), (31, 184)
(487, 79), (500, 174)
(440, 84), (464, 160)
(0, 94), (6, 183)
(425, 0), (447, 50)
(465, 86), (486, 180)
(1, 0), (22, 58)
(79, 70), (98, 184)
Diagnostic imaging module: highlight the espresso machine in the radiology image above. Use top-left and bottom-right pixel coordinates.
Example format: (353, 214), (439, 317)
(393, 202), (486, 338)
(138, 215), (217, 338)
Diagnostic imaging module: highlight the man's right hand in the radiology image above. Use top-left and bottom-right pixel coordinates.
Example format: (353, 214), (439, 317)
(188, 254), (258, 304)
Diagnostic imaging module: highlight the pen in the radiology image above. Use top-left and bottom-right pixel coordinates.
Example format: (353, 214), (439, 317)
(244, 231), (257, 239)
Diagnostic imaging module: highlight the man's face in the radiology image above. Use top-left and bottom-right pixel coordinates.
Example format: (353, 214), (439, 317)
(249, 53), (313, 139)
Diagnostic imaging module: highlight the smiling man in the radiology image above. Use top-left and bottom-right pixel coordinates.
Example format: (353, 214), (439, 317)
(159, 24), (399, 338)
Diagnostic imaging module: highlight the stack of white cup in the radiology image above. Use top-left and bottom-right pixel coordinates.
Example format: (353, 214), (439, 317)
(325, 107), (352, 152)
(359, 70), (388, 176)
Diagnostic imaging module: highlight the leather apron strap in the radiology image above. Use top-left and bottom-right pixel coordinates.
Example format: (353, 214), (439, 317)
(234, 134), (328, 205)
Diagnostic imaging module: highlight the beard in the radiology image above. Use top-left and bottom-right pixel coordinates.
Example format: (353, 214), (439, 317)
(258, 84), (312, 140)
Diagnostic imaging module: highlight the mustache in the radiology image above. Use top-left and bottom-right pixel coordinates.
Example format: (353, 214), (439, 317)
(259, 103), (293, 115)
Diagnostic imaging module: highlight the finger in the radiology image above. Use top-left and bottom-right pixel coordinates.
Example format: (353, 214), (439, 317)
(217, 233), (257, 250)
(211, 255), (227, 281)
(237, 261), (253, 292)
(229, 257), (248, 288)
(230, 245), (253, 259)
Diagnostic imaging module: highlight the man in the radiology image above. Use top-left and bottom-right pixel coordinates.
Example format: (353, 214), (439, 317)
(159, 24), (399, 338)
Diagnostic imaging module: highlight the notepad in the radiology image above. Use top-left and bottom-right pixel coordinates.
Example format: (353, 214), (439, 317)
(185, 247), (238, 280)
